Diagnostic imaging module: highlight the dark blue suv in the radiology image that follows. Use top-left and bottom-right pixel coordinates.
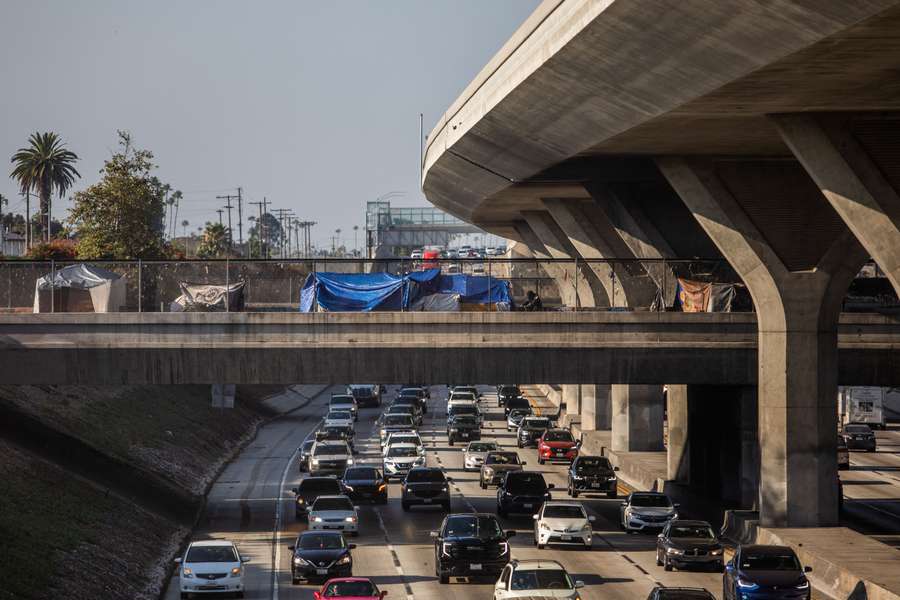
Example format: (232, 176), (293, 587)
(723, 545), (811, 599)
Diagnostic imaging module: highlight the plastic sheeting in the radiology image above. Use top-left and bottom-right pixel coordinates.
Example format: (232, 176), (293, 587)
(170, 282), (246, 312)
(675, 278), (750, 313)
(33, 263), (126, 313)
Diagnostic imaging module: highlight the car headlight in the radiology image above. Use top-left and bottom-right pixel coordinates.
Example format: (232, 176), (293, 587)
(736, 578), (759, 591)
(182, 567), (193, 578)
(710, 548), (723, 556)
(666, 548), (684, 555)
(231, 567), (241, 576)
(312, 516), (323, 522)
(336, 554), (351, 565)
(539, 522), (550, 531)
(484, 467), (494, 475)
(441, 486), (448, 492)
(572, 475), (583, 481)
(296, 498), (305, 505)
(581, 523), (592, 532)
(670, 513), (678, 520)
(377, 483), (387, 492)
(312, 459), (320, 465)
(293, 556), (309, 566)
(345, 516), (357, 523)
(441, 543), (452, 557)
(796, 579), (809, 590)
(346, 458), (354, 465)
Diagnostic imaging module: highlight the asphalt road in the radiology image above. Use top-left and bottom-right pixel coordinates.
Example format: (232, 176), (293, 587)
(841, 426), (900, 548)
(165, 385), (841, 600)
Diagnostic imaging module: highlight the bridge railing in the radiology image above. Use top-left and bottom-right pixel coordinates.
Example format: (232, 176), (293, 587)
(0, 256), (754, 313)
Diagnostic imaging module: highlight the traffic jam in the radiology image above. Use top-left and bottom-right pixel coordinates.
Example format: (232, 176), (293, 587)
(174, 385), (817, 600)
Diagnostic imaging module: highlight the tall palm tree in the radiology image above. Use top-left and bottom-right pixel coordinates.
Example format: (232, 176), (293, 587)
(10, 132), (80, 243)
(181, 219), (189, 239)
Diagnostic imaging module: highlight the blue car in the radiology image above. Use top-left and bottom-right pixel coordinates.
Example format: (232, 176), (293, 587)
(723, 545), (811, 599)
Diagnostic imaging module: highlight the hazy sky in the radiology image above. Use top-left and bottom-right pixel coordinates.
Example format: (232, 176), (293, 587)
(0, 0), (539, 249)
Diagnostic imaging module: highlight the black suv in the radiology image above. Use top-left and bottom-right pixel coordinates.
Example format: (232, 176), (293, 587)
(517, 416), (551, 448)
(316, 425), (355, 451)
(288, 530), (355, 584)
(497, 384), (520, 408)
(348, 385), (381, 408)
(402, 467), (451, 511)
(341, 466), (387, 505)
(496, 471), (553, 517)
(432, 513), (515, 583)
(399, 387), (429, 414)
(655, 520), (724, 572)
(292, 477), (344, 519)
(504, 395), (530, 417)
(568, 455), (618, 498)
(447, 415), (480, 445)
(646, 588), (715, 600)
(841, 423), (877, 452)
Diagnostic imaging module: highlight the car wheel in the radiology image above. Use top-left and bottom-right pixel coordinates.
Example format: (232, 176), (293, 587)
(608, 490), (617, 499)
(291, 577), (300, 585)
(379, 496), (388, 505)
(449, 440), (454, 446)
(498, 505), (507, 518)
(480, 478), (487, 489)
(664, 556), (673, 571)
(537, 542), (545, 550)
(402, 502), (410, 511)
(235, 593), (244, 599)
(656, 549), (662, 566)
(538, 457), (545, 465)
(723, 583), (729, 600)
(439, 572), (449, 584)
(442, 502), (451, 512)
(180, 594), (189, 599)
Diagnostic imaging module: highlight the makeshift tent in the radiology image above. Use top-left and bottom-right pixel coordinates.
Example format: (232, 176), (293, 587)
(170, 281), (245, 312)
(675, 278), (751, 312)
(300, 270), (512, 312)
(33, 263), (126, 313)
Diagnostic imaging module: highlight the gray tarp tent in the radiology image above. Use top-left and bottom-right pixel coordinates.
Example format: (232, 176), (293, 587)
(33, 264), (126, 313)
(170, 282), (245, 312)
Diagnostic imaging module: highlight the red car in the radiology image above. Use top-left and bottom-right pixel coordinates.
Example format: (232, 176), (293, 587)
(537, 429), (579, 464)
(313, 577), (387, 600)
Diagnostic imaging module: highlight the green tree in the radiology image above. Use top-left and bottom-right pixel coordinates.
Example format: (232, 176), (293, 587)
(10, 132), (80, 243)
(197, 222), (230, 258)
(247, 212), (282, 257)
(2, 213), (26, 235)
(68, 131), (171, 259)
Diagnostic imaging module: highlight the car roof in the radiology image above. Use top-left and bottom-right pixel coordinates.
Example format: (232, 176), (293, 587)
(542, 500), (584, 508)
(312, 494), (352, 502)
(408, 466), (442, 472)
(739, 544), (795, 554)
(631, 491), (667, 497)
(299, 529), (343, 537)
(467, 441), (498, 448)
(388, 442), (418, 448)
(668, 520), (712, 527)
(190, 540), (235, 547)
(511, 559), (565, 570)
(543, 428), (570, 433)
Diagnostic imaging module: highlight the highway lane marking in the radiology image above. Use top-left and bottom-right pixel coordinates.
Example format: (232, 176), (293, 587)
(375, 506), (416, 600)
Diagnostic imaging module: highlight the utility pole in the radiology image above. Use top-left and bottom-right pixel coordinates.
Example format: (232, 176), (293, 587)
(272, 208), (294, 258)
(249, 197), (269, 259)
(217, 193), (238, 251)
(21, 190), (31, 250)
(294, 220), (301, 257)
(216, 208), (224, 226)
(236, 187), (243, 251)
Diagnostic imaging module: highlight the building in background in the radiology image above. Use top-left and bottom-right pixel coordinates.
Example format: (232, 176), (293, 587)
(1, 230), (26, 257)
(365, 200), (488, 258)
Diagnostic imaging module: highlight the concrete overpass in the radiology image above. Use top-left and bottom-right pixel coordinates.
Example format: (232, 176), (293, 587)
(422, 0), (900, 528)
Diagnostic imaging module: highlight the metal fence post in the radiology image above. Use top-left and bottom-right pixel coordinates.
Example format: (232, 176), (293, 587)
(662, 259), (667, 312)
(611, 261), (617, 308)
(50, 259), (55, 313)
(487, 256), (492, 311)
(574, 257), (579, 311)
(137, 259), (142, 313)
(225, 257), (230, 313)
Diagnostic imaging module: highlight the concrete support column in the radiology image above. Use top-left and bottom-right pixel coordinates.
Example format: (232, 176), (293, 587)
(659, 156), (866, 527)
(580, 384), (611, 431)
(611, 384), (665, 452)
(738, 386), (760, 510)
(666, 385), (690, 483)
(562, 384), (581, 419)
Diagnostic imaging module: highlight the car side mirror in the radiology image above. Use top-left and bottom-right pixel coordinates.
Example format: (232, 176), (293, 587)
(291, 487), (299, 494)
(532, 514), (539, 520)
(429, 531), (438, 538)
(613, 466), (619, 471)
(380, 592), (388, 598)
(287, 545), (295, 551)
(313, 593), (322, 600)
(505, 530), (516, 537)
(173, 557), (182, 564)
(354, 506), (360, 511)
(620, 501), (627, 507)
(574, 580), (585, 589)
(241, 556), (250, 563)
(674, 503), (681, 508)
(588, 515), (596, 522)
(804, 566), (813, 573)
(547, 483), (555, 489)
(521, 461), (527, 465)
(349, 544), (357, 550)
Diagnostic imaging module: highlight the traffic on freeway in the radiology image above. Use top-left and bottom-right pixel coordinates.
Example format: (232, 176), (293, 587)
(166, 384), (826, 600)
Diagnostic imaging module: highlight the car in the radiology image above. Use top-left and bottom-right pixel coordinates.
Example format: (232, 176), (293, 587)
(620, 492), (678, 533)
(410, 250), (423, 260)
(497, 385), (520, 407)
(723, 545), (812, 600)
(463, 441), (500, 471)
(447, 415), (481, 445)
(330, 394), (359, 421)
(655, 520), (724, 571)
(288, 531), (355, 584)
(504, 395), (531, 417)
(402, 467), (451, 511)
(537, 429), (579, 464)
(316, 425), (355, 451)
(292, 476), (345, 519)
(388, 398), (423, 425)
(382, 431), (424, 455)
(447, 395), (476, 414)
(837, 435), (850, 470)
(567, 455), (618, 498)
(324, 409), (355, 430)
(646, 587), (715, 600)
(384, 404), (420, 427)
(399, 387), (429, 414)
(506, 408), (532, 432)
(298, 439), (316, 472)
(532, 501), (595, 549)
(379, 414), (416, 443)
(452, 385), (481, 400)
(448, 402), (483, 426)
(517, 416), (552, 448)
(347, 385), (382, 408)
(432, 513), (515, 583)
(308, 495), (359, 536)
(480, 451), (525, 488)
(175, 540), (249, 598)
(497, 471), (553, 517)
(341, 466), (388, 504)
(494, 559), (584, 600)
(312, 577), (386, 600)
(309, 441), (354, 476)
(841, 423), (877, 452)
(383, 442), (426, 481)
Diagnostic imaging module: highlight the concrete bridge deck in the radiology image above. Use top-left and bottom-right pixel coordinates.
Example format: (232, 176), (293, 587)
(0, 312), (896, 385)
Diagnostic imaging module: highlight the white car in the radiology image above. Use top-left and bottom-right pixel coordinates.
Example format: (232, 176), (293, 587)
(309, 440), (354, 476)
(383, 432), (424, 457)
(175, 539), (249, 598)
(329, 395), (358, 421)
(463, 441), (499, 471)
(533, 501), (595, 549)
(446, 397), (478, 415)
(383, 442), (426, 481)
(410, 250), (423, 259)
(307, 494), (359, 536)
(494, 559), (584, 599)
(620, 492), (678, 532)
(324, 409), (354, 430)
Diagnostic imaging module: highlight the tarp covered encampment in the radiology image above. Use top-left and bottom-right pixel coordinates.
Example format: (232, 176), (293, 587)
(170, 282), (245, 312)
(675, 278), (751, 312)
(300, 269), (512, 312)
(33, 263), (126, 313)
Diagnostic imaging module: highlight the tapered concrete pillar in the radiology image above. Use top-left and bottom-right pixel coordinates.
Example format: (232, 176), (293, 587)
(580, 384), (611, 431)
(773, 114), (900, 295)
(666, 385), (690, 483)
(611, 385), (665, 452)
(562, 384), (580, 418)
(659, 156), (867, 527)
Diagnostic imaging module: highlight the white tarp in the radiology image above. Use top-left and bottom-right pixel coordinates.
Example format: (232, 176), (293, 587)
(33, 264), (126, 313)
(170, 281), (245, 312)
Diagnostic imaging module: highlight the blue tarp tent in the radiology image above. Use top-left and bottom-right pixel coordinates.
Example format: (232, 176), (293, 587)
(299, 270), (511, 312)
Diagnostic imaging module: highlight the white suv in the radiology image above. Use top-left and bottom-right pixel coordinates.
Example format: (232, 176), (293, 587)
(494, 559), (584, 599)
(175, 540), (248, 598)
(383, 432), (424, 457)
(308, 494), (359, 536)
(533, 501), (595, 549)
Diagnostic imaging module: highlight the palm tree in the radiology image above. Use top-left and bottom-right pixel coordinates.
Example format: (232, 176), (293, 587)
(181, 219), (189, 239)
(10, 132), (80, 243)
(353, 225), (359, 256)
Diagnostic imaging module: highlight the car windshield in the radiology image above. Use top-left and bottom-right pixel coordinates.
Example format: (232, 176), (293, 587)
(323, 581), (376, 597)
(468, 443), (498, 453)
(845, 425), (872, 433)
(510, 568), (573, 590)
(391, 435), (420, 445)
(301, 440), (315, 452)
(741, 552), (801, 571)
(543, 430), (573, 442)
(523, 418), (550, 430)
(506, 473), (547, 494)
(450, 405), (477, 416)
(312, 497), (353, 511)
(452, 416), (477, 426)
(384, 415), (412, 427)
(455, 387), (478, 395)
(509, 410), (529, 420)
(298, 533), (345, 550)
(452, 392), (476, 401)
(444, 515), (502, 539)
(486, 452), (520, 465)
(499, 386), (519, 396)
(507, 397), (529, 408)
(327, 411), (351, 420)
(344, 467), (379, 480)
(406, 469), (445, 483)
(186, 545), (237, 563)
(657, 592), (714, 600)
(314, 444), (347, 456)
(669, 525), (715, 538)
(543, 505), (585, 519)
(331, 398), (353, 406)
(299, 479), (342, 493)
(575, 457), (611, 473)
(631, 494), (672, 507)
(388, 446), (419, 457)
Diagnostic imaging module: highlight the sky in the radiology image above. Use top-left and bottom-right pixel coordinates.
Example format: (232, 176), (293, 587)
(0, 0), (540, 250)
